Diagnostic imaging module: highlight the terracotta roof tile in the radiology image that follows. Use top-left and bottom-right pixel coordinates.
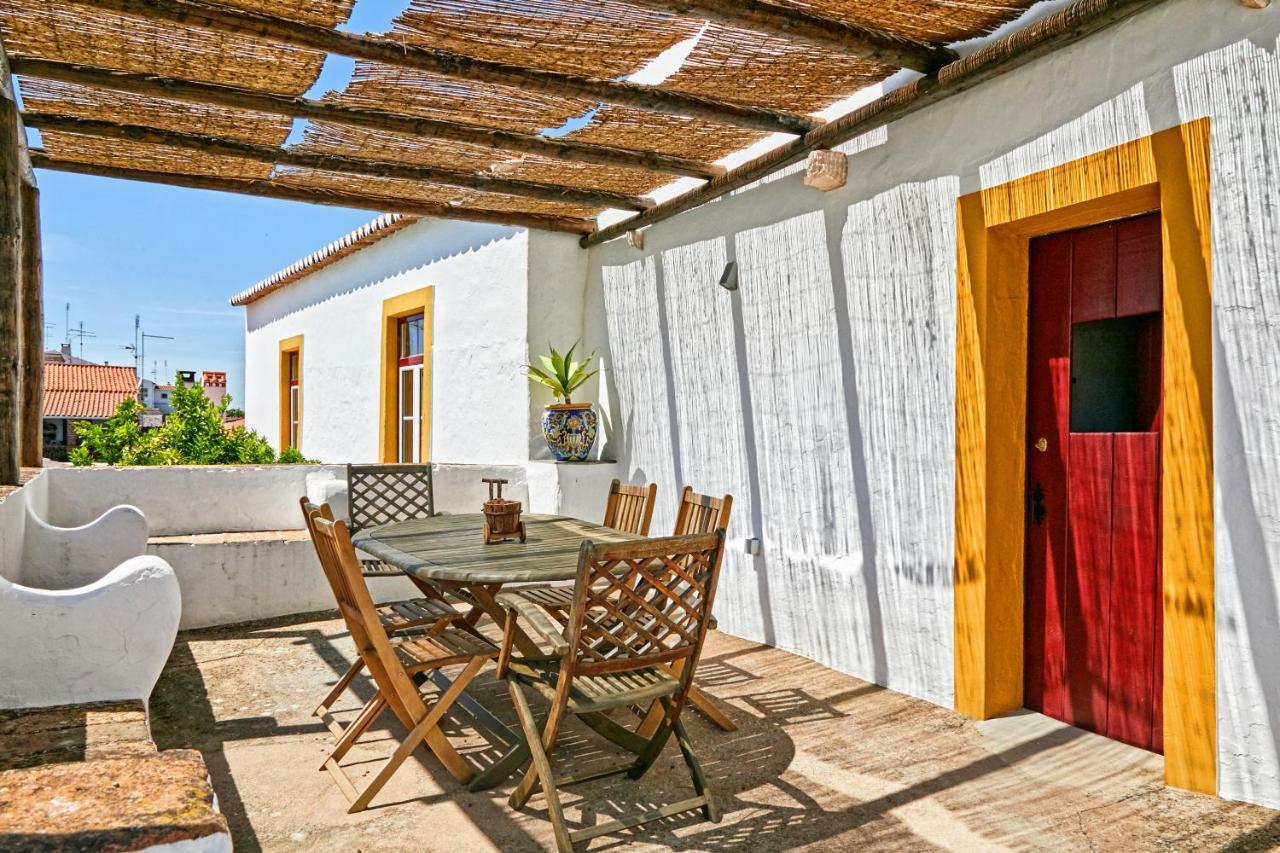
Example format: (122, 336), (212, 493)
(43, 362), (138, 419)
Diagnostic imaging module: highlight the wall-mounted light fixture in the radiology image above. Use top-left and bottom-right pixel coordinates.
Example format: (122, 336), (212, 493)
(718, 261), (738, 292)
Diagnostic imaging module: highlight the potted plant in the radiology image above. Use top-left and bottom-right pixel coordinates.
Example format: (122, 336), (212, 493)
(528, 341), (598, 462)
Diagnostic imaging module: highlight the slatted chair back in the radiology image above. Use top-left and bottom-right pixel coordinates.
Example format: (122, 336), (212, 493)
(601, 479), (658, 536)
(300, 498), (356, 610)
(346, 463), (435, 533)
(562, 531), (725, 688)
(309, 515), (430, 729)
(673, 487), (733, 536)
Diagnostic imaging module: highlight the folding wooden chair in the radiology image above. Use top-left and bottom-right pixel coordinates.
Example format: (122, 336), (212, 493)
(309, 510), (499, 810)
(496, 530), (726, 851)
(508, 486), (739, 732)
(602, 478), (658, 536)
(510, 477), (657, 622)
(346, 463), (436, 579)
(300, 498), (462, 733)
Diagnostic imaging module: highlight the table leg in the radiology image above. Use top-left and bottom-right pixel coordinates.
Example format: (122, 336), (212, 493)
(469, 583), (543, 658)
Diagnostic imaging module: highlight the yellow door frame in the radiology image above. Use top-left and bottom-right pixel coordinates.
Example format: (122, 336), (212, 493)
(953, 119), (1215, 793)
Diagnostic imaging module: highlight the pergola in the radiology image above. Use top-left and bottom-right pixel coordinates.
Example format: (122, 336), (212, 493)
(0, 0), (1164, 484)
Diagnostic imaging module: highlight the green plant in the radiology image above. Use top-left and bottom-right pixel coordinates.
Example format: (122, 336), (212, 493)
(71, 372), (304, 467)
(527, 340), (597, 404)
(277, 446), (317, 464)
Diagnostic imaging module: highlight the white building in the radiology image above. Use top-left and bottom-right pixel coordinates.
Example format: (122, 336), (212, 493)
(231, 0), (1280, 812)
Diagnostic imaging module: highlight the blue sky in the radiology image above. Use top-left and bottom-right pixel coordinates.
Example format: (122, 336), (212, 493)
(39, 172), (374, 405)
(34, 0), (416, 406)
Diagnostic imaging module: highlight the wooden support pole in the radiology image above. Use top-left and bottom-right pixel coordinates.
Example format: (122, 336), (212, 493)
(22, 113), (654, 211)
(28, 151), (598, 235)
(11, 59), (724, 181)
(583, 0), (1170, 247)
(19, 182), (42, 469)
(623, 0), (956, 72)
(0, 49), (24, 485)
(61, 0), (819, 136)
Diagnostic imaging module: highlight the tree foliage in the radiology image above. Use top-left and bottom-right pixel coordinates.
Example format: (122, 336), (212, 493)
(70, 375), (314, 466)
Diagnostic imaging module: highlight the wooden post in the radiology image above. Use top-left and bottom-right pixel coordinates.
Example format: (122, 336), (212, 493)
(0, 49), (24, 485)
(19, 182), (43, 469)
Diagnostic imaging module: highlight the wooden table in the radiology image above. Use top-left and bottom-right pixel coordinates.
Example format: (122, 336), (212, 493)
(352, 512), (642, 790)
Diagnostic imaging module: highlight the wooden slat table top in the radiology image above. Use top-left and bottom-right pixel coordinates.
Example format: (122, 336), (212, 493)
(352, 513), (641, 584)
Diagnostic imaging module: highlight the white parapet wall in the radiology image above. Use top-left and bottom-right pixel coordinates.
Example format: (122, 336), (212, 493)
(35, 463), (607, 630)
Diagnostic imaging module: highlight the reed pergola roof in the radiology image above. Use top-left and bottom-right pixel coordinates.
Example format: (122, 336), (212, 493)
(0, 0), (1166, 242)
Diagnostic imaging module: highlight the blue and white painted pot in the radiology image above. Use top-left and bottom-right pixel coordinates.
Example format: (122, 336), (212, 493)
(542, 403), (597, 462)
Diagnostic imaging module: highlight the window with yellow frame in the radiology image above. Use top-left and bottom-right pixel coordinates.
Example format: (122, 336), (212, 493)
(278, 335), (303, 452)
(378, 289), (433, 463)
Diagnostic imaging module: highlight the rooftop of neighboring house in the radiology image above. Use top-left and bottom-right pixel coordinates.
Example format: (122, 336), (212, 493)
(43, 362), (139, 420)
(42, 343), (97, 366)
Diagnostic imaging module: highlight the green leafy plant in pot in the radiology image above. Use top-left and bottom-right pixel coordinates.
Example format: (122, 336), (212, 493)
(528, 341), (598, 461)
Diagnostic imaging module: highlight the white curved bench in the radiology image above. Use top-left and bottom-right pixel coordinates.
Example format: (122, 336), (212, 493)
(0, 555), (181, 709)
(22, 503), (149, 590)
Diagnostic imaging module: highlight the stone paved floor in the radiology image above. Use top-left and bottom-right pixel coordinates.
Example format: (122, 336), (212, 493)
(151, 614), (1280, 852)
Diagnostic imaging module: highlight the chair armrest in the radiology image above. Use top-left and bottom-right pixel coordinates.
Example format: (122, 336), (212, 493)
(0, 555), (181, 708)
(23, 504), (149, 589)
(495, 591), (570, 656)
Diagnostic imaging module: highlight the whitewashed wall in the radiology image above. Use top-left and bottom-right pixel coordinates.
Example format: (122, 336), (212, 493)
(586, 0), (1280, 806)
(246, 220), (531, 465)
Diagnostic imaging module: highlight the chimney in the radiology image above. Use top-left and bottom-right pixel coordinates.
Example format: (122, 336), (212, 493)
(60, 342), (71, 359)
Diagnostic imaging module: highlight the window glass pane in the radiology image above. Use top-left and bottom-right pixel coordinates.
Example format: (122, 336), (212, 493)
(288, 351), (299, 382)
(1070, 313), (1161, 433)
(399, 314), (424, 359)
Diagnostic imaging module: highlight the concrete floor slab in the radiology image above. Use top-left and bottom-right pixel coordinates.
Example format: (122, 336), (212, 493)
(149, 614), (1280, 852)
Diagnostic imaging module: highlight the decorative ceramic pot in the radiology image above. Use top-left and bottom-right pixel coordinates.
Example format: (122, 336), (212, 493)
(542, 402), (598, 462)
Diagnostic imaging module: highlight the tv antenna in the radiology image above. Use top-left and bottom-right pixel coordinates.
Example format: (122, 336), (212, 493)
(122, 315), (175, 379)
(68, 321), (96, 358)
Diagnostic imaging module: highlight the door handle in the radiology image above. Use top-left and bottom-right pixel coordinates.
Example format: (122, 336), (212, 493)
(1028, 482), (1047, 526)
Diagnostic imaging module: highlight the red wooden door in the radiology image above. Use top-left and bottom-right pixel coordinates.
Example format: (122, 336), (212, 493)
(1023, 213), (1164, 753)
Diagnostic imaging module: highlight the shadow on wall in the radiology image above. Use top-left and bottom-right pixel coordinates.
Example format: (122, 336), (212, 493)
(246, 221), (524, 332)
(1172, 35), (1280, 805)
(592, 26), (1280, 709)
(598, 179), (959, 706)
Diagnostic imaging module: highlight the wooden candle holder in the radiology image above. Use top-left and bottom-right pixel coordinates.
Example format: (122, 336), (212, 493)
(482, 478), (525, 544)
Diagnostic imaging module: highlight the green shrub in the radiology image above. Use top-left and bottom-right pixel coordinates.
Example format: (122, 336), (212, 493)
(71, 373), (307, 467)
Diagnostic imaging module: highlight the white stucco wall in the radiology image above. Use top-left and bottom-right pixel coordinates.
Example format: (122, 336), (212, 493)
(585, 0), (1280, 806)
(243, 219), (536, 465)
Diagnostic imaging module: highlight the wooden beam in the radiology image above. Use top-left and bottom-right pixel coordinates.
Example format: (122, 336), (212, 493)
(0, 48), (22, 484)
(61, 0), (820, 136)
(583, 0), (1170, 247)
(23, 113), (655, 211)
(624, 0), (956, 72)
(11, 59), (724, 180)
(29, 151), (599, 235)
(19, 182), (42, 469)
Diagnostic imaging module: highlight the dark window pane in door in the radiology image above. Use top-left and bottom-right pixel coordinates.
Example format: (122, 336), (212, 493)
(1070, 313), (1161, 433)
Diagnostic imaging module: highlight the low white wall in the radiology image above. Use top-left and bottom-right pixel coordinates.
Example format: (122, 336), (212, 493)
(43, 465), (344, 535)
(0, 470), (47, 584)
(23, 504), (150, 590)
(38, 463), (606, 630)
(149, 531), (417, 630)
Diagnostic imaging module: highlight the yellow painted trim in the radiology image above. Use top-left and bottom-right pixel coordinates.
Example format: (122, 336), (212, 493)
(953, 120), (1214, 794)
(277, 335), (303, 453)
(377, 287), (434, 463)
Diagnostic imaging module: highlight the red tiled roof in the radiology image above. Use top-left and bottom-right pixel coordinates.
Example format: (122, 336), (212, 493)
(43, 363), (138, 420)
